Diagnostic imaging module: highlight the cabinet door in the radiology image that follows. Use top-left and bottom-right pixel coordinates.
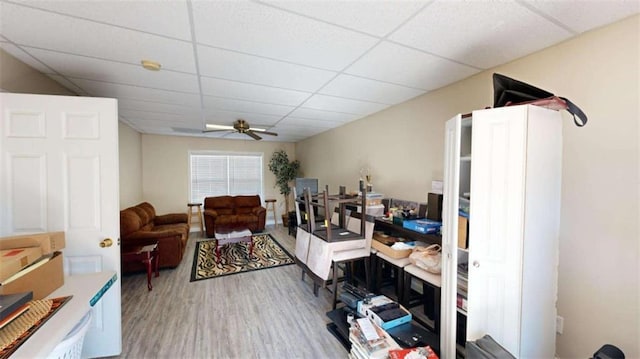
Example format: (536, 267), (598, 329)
(441, 114), (462, 359)
(466, 106), (527, 355)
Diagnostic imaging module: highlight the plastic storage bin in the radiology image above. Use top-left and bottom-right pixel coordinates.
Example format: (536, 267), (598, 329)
(47, 310), (92, 359)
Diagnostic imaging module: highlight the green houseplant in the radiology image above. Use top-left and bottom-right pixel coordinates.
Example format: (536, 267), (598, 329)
(268, 150), (300, 226)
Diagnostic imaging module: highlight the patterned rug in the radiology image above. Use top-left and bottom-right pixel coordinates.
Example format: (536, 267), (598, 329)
(190, 233), (295, 282)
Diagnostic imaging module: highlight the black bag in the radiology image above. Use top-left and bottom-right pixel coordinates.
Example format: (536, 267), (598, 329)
(493, 73), (588, 127)
(466, 335), (516, 359)
(591, 344), (625, 359)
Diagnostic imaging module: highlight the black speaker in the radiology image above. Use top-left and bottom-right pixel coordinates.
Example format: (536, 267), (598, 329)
(427, 193), (443, 222)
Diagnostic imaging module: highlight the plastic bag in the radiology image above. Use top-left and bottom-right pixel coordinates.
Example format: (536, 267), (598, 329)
(408, 244), (441, 274)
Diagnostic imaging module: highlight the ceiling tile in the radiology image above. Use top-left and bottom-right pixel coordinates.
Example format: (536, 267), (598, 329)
(346, 41), (479, 91)
(20, 47), (199, 93)
(70, 78), (201, 106)
(320, 74), (425, 104)
(1, 3), (196, 73)
(200, 76), (310, 107)
(202, 95), (294, 117)
(389, 0), (574, 69)
(278, 116), (343, 128)
(119, 109), (201, 125)
(192, 1), (378, 70)
(118, 98), (201, 116)
(271, 124), (328, 137)
(14, 0), (192, 40)
(287, 108), (360, 123)
(303, 94), (389, 115)
(262, 0), (428, 37)
(524, 1), (639, 34)
(197, 45), (336, 92)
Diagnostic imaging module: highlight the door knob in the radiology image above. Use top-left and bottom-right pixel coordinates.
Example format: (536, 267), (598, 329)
(100, 238), (113, 248)
(473, 260), (480, 268)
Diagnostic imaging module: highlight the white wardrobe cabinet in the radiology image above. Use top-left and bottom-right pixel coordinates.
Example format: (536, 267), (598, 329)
(441, 105), (562, 358)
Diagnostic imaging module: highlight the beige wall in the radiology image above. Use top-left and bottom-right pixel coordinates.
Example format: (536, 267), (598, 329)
(297, 15), (639, 359)
(141, 134), (296, 217)
(118, 122), (143, 208)
(0, 48), (75, 95)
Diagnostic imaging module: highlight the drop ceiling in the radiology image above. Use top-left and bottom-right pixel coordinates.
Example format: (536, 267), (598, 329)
(1, 0), (637, 142)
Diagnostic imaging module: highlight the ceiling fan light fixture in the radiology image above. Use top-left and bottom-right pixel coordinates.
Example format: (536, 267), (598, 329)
(141, 59), (161, 71)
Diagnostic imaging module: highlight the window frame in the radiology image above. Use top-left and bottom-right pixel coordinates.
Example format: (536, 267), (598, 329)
(188, 150), (264, 204)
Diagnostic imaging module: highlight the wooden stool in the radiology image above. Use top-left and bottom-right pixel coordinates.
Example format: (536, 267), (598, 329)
(187, 203), (204, 235)
(265, 198), (278, 226)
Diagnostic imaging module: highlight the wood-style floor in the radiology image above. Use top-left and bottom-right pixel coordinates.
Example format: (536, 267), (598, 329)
(117, 225), (346, 359)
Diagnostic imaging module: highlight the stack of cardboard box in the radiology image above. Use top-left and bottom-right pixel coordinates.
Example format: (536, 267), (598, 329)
(0, 232), (65, 300)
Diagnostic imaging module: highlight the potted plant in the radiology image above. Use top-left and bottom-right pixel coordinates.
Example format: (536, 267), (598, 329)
(268, 149), (300, 227)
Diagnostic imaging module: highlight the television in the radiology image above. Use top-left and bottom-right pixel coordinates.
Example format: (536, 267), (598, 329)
(295, 178), (318, 197)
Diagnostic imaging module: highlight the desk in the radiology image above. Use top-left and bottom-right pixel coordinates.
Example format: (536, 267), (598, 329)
(374, 218), (441, 245)
(11, 271), (117, 358)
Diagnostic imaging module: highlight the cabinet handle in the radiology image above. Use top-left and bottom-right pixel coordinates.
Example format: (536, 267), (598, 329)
(473, 260), (480, 268)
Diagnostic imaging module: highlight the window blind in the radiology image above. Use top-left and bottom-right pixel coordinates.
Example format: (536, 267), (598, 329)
(190, 153), (263, 204)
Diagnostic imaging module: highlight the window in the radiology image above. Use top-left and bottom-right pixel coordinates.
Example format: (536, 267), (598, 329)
(189, 152), (263, 203)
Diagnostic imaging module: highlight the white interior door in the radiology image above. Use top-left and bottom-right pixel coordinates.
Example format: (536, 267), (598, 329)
(0, 93), (121, 357)
(466, 107), (527, 355)
(441, 114), (462, 359)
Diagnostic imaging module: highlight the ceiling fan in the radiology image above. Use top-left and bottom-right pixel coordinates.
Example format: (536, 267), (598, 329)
(204, 119), (278, 140)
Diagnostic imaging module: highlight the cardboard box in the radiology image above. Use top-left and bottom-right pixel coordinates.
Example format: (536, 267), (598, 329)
(0, 251), (64, 300)
(458, 216), (469, 249)
(372, 234), (413, 259)
(0, 247), (44, 282)
(0, 231), (66, 255)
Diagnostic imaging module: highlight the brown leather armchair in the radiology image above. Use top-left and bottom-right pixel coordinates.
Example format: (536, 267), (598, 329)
(203, 195), (266, 237)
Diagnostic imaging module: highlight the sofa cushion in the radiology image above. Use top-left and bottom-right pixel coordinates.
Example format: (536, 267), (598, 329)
(205, 196), (235, 215)
(131, 206), (152, 226)
(236, 213), (257, 223)
(235, 195), (260, 208)
(120, 209), (142, 237)
(138, 202), (156, 221)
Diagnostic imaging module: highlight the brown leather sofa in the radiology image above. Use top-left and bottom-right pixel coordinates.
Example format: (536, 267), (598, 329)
(120, 202), (190, 273)
(203, 195), (266, 237)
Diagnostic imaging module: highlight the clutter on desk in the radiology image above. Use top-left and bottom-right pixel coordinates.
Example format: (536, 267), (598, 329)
(0, 232), (66, 300)
(389, 345), (439, 359)
(357, 295), (412, 330)
(0, 296), (72, 358)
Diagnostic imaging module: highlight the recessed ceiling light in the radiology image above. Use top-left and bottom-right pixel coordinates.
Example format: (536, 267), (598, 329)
(141, 59), (161, 71)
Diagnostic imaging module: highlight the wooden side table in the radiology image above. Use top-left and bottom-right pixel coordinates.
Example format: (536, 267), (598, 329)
(121, 243), (159, 291)
(187, 203), (204, 235)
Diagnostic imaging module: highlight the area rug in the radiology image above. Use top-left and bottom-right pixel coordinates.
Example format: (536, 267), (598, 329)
(190, 233), (294, 282)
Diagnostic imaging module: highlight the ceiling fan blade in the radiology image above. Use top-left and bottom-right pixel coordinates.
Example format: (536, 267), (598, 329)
(203, 129), (234, 133)
(248, 127), (278, 136)
(205, 124), (234, 130)
(245, 131), (262, 140)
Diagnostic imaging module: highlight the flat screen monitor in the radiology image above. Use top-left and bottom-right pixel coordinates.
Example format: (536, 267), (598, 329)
(295, 178), (318, 197)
